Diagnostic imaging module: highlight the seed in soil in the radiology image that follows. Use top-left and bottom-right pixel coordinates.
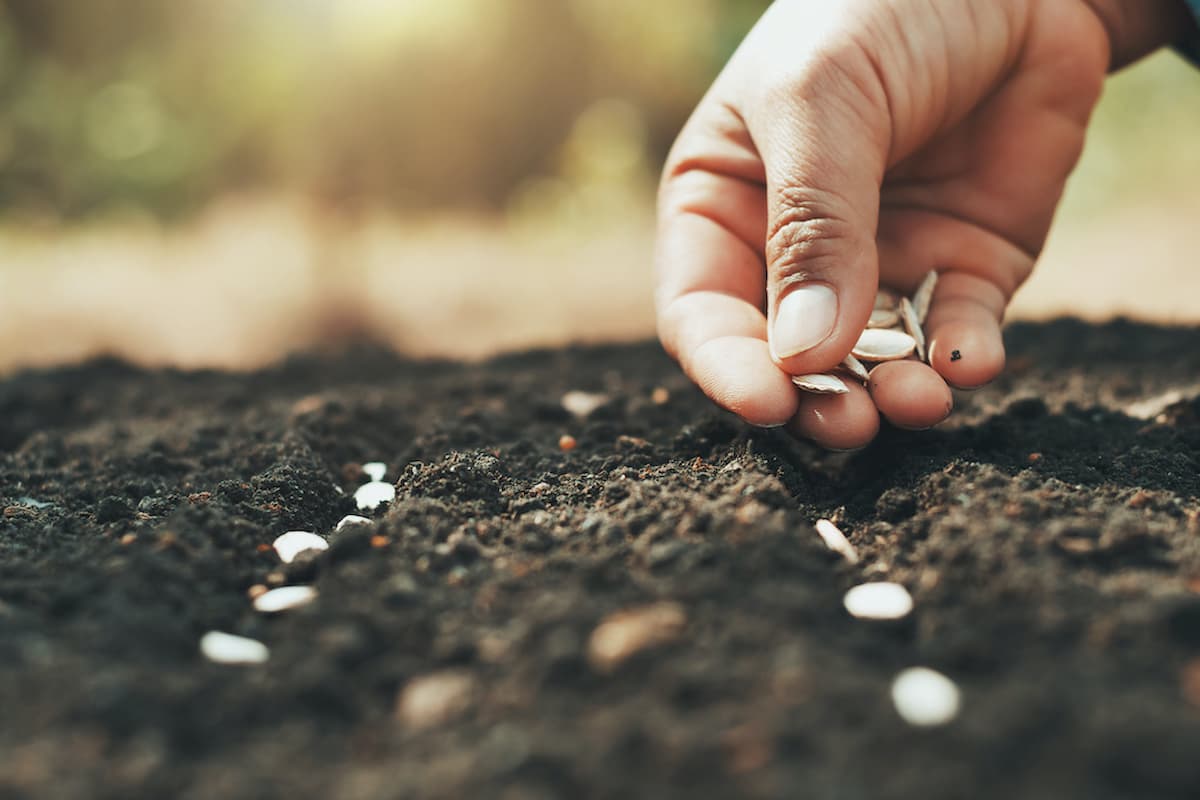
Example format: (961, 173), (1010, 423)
(791, 373), (849, 395)
(587, 602), (687, 673)
(200, 631), (270, 665)
(253, 585), (318, 613)
(272, 531), (329, 564)
(561, 390), (609, 418)
(868, 308), (900, 328)
(852, 329), (916, 362)
(396, 670), (477, 730)
(891, 667), (961, 727)
(839, 354), (870, 383)
(899, 297), (926, 362)
(843, 582), (914, 620)
(911, 270), (938, 324)
(354, 481), (396, 511)
(558, 434), (578, 452)
(362, 462), (387, 482)
(336, 514), (372, 531)
(814, 519), (859, 564)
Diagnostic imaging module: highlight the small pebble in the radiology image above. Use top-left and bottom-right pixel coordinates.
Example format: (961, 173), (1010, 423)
(272, 531), (329, 564)
(891, 667), (961, 727)
(253, 585), (318, 613)
(814, 519), (859, 564)
(355, 481), (396, 511)
(587, 602), (686, 673)
(558, 434), (578, 452)
(200, 631), (269, 665)
(561, 390), (609, 418)
(843, 582), (913, 620)
(336, 514), (372, 531)
(362, 462), (387, 482)
(396, 670), (476, 729)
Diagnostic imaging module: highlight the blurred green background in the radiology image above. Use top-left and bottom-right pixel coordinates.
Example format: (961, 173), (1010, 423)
(0, 0), (1198, 371)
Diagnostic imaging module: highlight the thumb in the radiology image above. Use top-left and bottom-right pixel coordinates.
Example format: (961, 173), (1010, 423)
(744, 55), (889, 376)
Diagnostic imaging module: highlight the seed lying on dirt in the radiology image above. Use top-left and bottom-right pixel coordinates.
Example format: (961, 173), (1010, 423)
(272, 531), (329, 564)
(588, 602), (687, 673)
(200, 631), (269, 665)
(843, 582), (914, 620)
(868, 308), (900, 328)
(253, 585), (318, 613)
(791, 373), (850, 395)
(561, 390), (609, 418)
(911, 271), (938, 325)
(396, 670), (476, 729)
(839, 354), (871, 383)
(362, 462), (387, 482)
(336, 514), (372, 531)
(814, 519), (859, 564)
(355, 481), (396, 511)
(899, 298), (927, 362)
(891, 667), (961, 727)
(852, 329), (916, 362)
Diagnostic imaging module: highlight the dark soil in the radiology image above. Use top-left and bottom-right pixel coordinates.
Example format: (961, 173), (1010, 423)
(4, 320), (1200, 800)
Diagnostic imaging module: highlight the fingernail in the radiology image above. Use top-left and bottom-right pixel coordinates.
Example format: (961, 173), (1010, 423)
(771, 284), (837, 359)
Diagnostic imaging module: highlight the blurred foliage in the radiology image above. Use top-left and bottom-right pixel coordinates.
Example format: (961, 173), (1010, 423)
(0, 0), (1195, 221)
(0, 0), (770, 219)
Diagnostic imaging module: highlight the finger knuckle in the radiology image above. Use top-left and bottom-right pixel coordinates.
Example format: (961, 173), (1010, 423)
(766, 187), (858, 282)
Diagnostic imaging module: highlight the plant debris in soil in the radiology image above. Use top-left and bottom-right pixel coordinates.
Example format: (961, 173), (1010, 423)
(3, 319), (1200, 799)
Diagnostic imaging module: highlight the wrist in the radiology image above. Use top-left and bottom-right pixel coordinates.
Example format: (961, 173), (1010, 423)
(1083, 0), (1198, 67)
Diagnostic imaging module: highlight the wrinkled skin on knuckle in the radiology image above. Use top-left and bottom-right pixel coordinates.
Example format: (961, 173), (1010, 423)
(765, 187), (860, 287)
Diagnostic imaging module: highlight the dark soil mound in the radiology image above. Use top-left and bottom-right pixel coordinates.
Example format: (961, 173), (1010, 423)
(3, 320), (1200, 800)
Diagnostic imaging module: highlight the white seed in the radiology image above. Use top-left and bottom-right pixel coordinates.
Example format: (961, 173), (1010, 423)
(561, 390), (609, 418)
(891, 667), (961, 727)
(200, 631), (269, 665)
(852, 329), (916, 362)
(899, 297), (927, 362)
(911, 271), (938, 325)
(843, 582), (913, 620)
(355, 481), (396, 511)
(336, 514), (372, 531)
(839, 354), (870, 383)
(362, 462), (387, 482)
(396, 670), (476, 729)
(814, 519), (859, 564)
(791, 373), (849, 395)
(868, 308), (900, 328)
(874, 288), (899, 309)
(253, 585), (318, 613)
(272, 531), (329, 564)
(587, 602), (687, 673)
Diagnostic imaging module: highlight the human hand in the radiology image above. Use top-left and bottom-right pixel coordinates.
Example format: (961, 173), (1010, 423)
(656, 0), (1193, 449)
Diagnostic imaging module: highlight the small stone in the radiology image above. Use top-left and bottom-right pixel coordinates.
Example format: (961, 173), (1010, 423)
(899, 297), (926, 362)
(814, 519), (859, 564)
(852, 329), (916, 362)
(587, 602), (686, 673)
(253, 585), (318, 613)
(843, 582), (913, 620)
(561, 390), (609, 418)
(868, 308), (900, 328)
(272, 531), (329, 564)
(200, 631), (269, 665)
(396, 670), (476, 729)
(362, 462), (387, 482)
(651, 387), (670, 405)
(558, 434), (578, 452)
(791, 373), (849, 395)
(336, 514), (372, 531)
(891, 667), (961, 727)
(355, 481), (396, 511)
(911, 271), (938, 324)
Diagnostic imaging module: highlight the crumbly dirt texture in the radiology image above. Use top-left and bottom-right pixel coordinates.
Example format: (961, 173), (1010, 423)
(3, 320), (1200, 800)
